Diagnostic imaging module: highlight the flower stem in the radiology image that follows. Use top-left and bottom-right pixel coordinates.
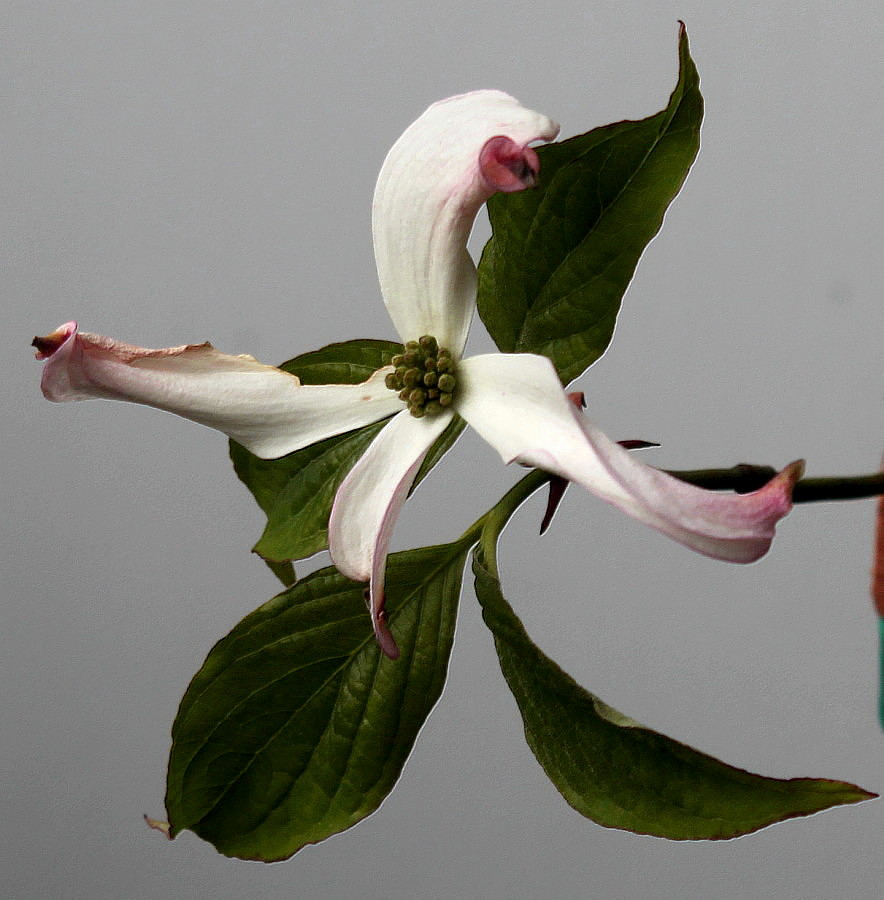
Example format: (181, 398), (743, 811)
(457, 469), (551, 576)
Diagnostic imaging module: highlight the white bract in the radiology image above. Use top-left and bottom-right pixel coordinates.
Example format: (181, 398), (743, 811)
(35, 91), (801, 659)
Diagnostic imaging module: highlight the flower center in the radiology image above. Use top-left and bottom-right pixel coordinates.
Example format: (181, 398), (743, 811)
(385, 335), (456, 418)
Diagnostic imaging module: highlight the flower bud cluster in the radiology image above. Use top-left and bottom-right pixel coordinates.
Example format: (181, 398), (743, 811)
(385, 335), (456, 418)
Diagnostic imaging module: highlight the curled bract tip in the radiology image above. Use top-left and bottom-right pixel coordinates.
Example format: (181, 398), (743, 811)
(32, 321), (77, 359)
(770, 459), (805, 510)
(786, 458), (806, 484)
(374, 606), (401, 661)
(479, 136), (541, 193)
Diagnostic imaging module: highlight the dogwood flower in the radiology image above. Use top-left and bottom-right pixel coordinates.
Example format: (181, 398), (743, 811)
(34, 91), (801, 659)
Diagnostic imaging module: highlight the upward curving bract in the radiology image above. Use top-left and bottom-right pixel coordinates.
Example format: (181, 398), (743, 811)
(372, 90), (560, 356)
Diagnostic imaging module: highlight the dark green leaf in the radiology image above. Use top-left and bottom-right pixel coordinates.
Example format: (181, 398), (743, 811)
(230, 339), (464, 564)
(277, 339), (400, 386)
(243, 418), (389, 563)
(166, 537), (471, 860)
(230, 339), (398, 520)
(477, 24), (703, 384)
(472, 476), (876, 840)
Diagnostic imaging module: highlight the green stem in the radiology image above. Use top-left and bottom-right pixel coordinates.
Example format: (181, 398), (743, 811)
(664, 465), (884, 503)
(458, 469), (551, 577)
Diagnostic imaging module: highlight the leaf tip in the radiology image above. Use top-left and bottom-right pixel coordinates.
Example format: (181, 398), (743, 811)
(143, 814), (172, 840)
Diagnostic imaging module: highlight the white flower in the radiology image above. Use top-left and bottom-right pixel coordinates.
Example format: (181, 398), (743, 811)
(34, 91), (801, 659)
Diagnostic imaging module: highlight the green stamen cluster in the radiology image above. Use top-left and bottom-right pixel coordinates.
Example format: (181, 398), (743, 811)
(385, 335), (456, 418)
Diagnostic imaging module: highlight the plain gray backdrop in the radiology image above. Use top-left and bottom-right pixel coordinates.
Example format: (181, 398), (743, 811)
(5, 2), (883, 898)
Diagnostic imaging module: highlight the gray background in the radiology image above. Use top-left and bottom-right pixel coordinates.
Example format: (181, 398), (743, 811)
(4, 2), (883, 898)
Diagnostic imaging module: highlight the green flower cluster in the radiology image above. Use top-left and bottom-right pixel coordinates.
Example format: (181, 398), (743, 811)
(385, 335), (456, 418)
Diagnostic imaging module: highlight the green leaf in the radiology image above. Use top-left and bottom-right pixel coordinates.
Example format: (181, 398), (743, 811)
(240, 418), (390, 563)
(263, 558), (297, 588)
(166, 537), (471, 860)
(276, 339), (399, 385)
(230, 339), (465, 564)
(477, 23), (703, 385)
(471, 475), (876, 840)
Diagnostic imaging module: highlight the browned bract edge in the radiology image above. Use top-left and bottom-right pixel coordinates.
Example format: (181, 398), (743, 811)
(143, 814), (172, 840)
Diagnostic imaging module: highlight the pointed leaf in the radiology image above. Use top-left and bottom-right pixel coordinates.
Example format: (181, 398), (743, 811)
(242, 418), (390, 562)
(263, 557), (297, 588)
(231, 339), (465, 563)
(477, 24), (703, 384)
(166, 537), (471, 860)
(472, 478), (875, 839)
